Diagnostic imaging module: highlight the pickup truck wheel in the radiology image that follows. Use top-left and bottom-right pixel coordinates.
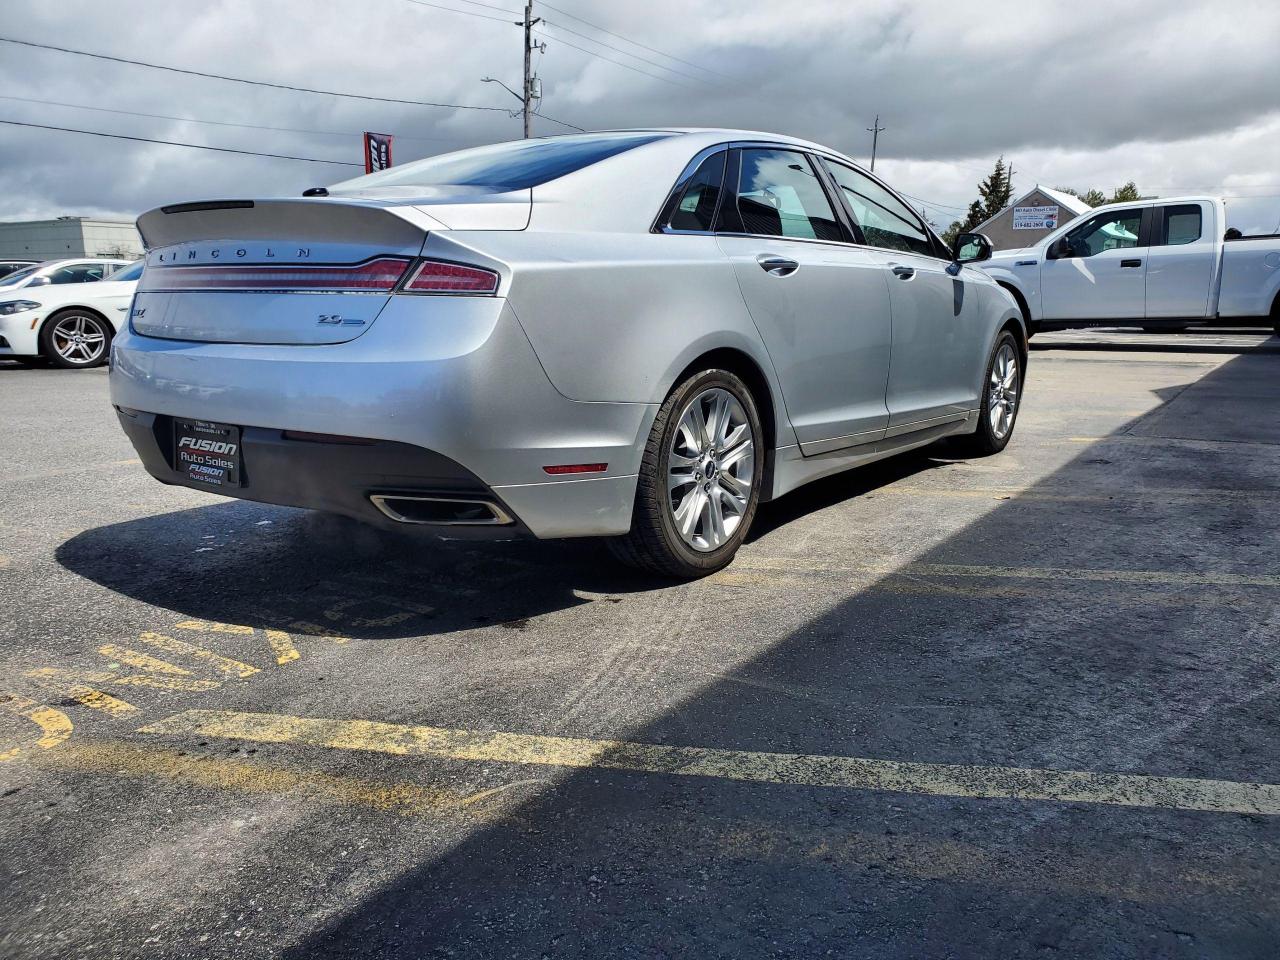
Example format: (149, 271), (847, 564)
(609, 369), (763, 579)
(951, 330), (1022, 457)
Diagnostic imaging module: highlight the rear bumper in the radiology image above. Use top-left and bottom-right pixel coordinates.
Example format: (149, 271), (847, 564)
(109, 297), (652, 538)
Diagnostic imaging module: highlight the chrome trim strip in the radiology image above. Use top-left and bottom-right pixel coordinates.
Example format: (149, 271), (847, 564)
(883, 411), (970, 440)
(369, 494), (514, 526)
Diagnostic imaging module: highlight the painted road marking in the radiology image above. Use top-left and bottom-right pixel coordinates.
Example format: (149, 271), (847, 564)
(98, 644), (193, 676)
(138, 632), (260, 678)
(176, 619), (299, 666)
(32, 740), (538, 816)
(27, 667), (220, 694)
(735, 557), (1280, 589)
(0, 694), (73, 761)
(1067, 435), (1280, 451)
(23, 673), (138, 717)
(874, 485), (1280, 504)
(142, 709), (1280, 816)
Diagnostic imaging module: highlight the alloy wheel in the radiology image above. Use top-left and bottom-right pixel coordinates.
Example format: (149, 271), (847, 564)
(987, 342), (1020, 439)
(667, 387), (756, 552)
(51, 314), (107, 366)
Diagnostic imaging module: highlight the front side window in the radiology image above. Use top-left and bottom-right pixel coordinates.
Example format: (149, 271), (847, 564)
(1160, 205), (1202, 246)
(732, 149), (844, 241)
(668, 151), (726, 231)
(328, 132), (670, 193)
(821, 159), (932, 256)
(1063, 209), (1143, 257)
(50, 264), (105, 284)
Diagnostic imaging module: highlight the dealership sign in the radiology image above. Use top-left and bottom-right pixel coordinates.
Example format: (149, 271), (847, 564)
(1012, 204), (1059, 230)
(363, 132), (393, 174)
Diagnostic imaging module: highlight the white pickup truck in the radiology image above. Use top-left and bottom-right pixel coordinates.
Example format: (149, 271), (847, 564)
(978, 196), (1280, 335)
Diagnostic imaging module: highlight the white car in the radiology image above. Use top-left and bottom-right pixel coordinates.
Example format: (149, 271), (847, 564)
(0, 259), (138, 368)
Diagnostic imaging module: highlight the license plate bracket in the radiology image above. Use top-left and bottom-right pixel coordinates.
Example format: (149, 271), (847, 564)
(173, 418), (243, 487)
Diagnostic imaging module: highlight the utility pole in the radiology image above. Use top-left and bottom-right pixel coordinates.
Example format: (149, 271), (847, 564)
(866, 114), (885, 172)
(521, 1), (539, 138)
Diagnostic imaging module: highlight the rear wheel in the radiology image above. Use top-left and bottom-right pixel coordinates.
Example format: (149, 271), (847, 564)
(952, 330), (1022, 457)
(609, 369), (763, 578)
(40, 310), (112, 369)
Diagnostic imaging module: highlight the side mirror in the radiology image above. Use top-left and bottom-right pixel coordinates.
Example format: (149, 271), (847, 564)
(1048, 237), (1072, 260)
(952, 232), (992, 265)
(27, 275), (51, 287)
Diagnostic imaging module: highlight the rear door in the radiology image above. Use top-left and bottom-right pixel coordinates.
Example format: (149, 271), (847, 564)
(820, 158), (987, 429)
(1144, 201), (1214, 318)
(1040, 206), (1149, 320)
(715, 147), (893, 453)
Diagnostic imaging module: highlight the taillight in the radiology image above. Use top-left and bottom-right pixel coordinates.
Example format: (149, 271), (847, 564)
(403, 259), (499, 295)
(140, 257), (411, 293)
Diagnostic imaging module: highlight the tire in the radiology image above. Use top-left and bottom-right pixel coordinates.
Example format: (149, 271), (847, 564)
(39, 309), (112, 369)
(951, 330), (1023, 457)
(609, 368), (764, 578)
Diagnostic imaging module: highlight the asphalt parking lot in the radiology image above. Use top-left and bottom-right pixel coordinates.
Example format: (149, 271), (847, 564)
(2, 327), (1279, 959)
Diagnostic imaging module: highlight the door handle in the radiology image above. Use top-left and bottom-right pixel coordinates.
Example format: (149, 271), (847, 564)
(1120, 259), (1143, 268)
(756, 255), (799, 277)
(890, 264), (916, 280)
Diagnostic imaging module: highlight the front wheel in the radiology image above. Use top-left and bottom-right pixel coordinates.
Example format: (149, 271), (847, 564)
(609, 369), (764, 578)
(40, 310), (112, 369)
(952, 330), (1023, 457)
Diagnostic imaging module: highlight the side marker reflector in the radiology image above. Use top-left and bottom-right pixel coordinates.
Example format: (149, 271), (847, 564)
(542, 463), (608, 475)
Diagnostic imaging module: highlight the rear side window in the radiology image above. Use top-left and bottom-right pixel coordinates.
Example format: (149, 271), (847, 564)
(732, 149), (844, 241)
(668, 152), (726, 231)
(1160, 204), (1202, 245)
(822, 159), (933, 257)
(328, 132), (670, 192)
(111, 262), (145, 282)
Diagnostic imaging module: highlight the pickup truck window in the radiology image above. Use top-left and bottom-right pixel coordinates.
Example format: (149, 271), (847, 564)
(1063, 209), (1143, 257)
(1159, 205), (1203, 246)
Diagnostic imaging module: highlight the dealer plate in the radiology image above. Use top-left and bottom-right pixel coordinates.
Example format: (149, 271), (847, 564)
(173, 418), (242, 487)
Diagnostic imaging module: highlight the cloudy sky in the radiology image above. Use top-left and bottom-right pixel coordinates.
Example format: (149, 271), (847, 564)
(2, 0), (1279, 232)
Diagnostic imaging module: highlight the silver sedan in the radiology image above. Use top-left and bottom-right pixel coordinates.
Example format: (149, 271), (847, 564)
(111, 128), (1025, 577)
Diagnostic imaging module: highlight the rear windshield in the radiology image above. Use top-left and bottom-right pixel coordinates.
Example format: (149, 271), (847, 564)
(329, 132), (670, 193)
(0, 265), (38, 287)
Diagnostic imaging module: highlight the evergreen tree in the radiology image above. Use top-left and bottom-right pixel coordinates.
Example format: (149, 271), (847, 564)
(976, 156), (1013, 223)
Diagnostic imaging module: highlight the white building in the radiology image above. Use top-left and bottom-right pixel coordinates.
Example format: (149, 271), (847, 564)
(0, 217), (143, 262)
(973, 186), (1092, 251)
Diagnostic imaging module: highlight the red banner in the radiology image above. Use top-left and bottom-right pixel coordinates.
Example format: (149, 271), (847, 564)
(363, 132), (393, 174)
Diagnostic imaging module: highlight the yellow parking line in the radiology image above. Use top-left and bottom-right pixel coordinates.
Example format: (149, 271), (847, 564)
(98, 644), (192, 676)
(141, 709), (1280, 816)
(33, 740), (531, 816)
(0, 694), (73, 761)
(22, 672), (139, 717)
(176, 619), (299, 666)
(877, 485), (1280, 504)
(738, 557), (1280, 589)
(138, 632), (260, 678)
(27, 667), (219, 694)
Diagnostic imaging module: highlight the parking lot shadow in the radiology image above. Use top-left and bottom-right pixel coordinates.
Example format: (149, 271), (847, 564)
(255, 351), (1279, 959)
(52, 351), (1280, 957)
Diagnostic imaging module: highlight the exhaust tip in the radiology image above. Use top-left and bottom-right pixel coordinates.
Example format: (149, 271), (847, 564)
(370, 494), (513, 526)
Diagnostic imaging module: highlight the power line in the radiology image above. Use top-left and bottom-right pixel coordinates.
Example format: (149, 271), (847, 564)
(399, 0), (515, 23)
(538, 1), (734, 82)
(532, 27), (696, 89)
(0, 94), (466, 144)
(0, 35), (512, 113)
(0, 119), (361, 166)
(537, 17), (715, 87)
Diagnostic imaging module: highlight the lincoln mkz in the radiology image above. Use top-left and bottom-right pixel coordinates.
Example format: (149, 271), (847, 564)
(111, 129), (1025, 577)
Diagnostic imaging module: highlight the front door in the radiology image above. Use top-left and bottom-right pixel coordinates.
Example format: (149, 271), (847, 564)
(717, 147), (893, 454)
(818, 157), (986, 428)
(1040, 206), (1149, 320)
